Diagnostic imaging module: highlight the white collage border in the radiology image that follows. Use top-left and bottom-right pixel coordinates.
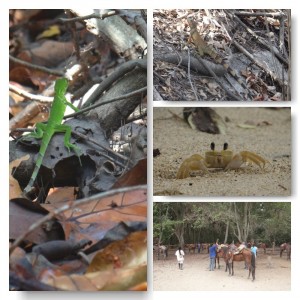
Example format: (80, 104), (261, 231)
(2, 1), (298, 299)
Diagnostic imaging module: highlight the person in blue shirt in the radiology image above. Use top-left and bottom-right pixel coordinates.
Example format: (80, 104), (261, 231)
(209, 243), (217, 271)
(251, 243), (258, 257)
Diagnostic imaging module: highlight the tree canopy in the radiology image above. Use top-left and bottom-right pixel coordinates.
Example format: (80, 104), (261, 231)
(153, 202), (290, 247)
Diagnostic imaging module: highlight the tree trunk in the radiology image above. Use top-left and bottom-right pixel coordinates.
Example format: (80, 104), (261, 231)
(233, 203), (252, 243)
(224, 220), (229, 244)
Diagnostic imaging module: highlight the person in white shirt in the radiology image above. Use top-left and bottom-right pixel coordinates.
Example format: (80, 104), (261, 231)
(175, 246), (185, 270)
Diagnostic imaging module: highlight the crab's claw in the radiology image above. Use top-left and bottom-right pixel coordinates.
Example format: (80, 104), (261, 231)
(176, 154), (208, 179)
(225, 151), (269, 171)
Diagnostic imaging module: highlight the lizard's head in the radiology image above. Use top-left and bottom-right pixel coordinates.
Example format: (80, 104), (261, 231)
(54, 78), (69, 94)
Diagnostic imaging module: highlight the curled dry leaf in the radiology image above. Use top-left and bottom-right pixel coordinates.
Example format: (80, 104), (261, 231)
(39, 231), (147, 291)
(86, 231), (147, 273)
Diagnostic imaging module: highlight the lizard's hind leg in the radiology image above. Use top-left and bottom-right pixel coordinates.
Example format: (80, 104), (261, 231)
(22, 123), (47, 140)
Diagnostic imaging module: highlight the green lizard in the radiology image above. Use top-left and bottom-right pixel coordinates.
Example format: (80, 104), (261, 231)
(23, 78), (81, 194)
(187, 17), (249, 91)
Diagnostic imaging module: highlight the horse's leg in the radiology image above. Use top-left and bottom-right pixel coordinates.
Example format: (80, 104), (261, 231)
(248, 264), (251, 279)
(225, 260), (228, 272)
(246, 256), (251, 279)
(244, 258), (248, 269)
(252, 267), (256, 281)
(251, 253), (256, 281)
(214, 257), (219, 269)
(227, 261), (232, 276)
(231, 261), (234, 276)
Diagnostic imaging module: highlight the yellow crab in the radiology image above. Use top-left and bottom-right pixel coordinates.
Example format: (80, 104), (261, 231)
(176, 142), (269, 179)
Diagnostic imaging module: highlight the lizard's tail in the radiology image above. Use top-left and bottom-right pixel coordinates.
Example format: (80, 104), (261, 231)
(23, 152), (44, 194)
(23, 132), (51, 194)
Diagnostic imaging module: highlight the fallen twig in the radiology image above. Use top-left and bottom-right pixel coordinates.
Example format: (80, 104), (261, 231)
(9, 55), (64, 77)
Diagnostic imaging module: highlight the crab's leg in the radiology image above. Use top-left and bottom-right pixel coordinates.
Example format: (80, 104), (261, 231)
(225, 151), (269, 171)
(242, 151), (270, 168)
(176, 154), (208, 179)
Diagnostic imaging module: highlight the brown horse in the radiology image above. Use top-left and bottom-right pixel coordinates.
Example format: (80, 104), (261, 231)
(154, 244), (168, 260)
(218, 244), (256, 281)
(185, 243), (196, 254)
(280, 243), (291, 260)
(215, 247), (224, 269)
(258, 242), (267, 254)
(201, 243), (210, 253)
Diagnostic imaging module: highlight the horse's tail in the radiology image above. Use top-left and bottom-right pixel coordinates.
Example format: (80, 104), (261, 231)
(251, 252), (256, 268)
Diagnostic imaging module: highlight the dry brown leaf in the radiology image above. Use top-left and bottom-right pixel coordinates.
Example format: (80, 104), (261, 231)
(47, 188), (147, 243)
(87, 231), (147, 273)
(41, 264), (147, 291)
(9, 154), (30, 199)
(9, 198), (63, 244)
(112, 159), (147, 188)
(18, 40), (73, 69)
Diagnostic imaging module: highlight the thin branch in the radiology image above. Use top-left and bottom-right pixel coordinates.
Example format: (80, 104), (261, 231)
(233, 11), (286, 18)
(279, 15), (288, 59)
(65, 9), (81, 61)
(9, 102), (46, 132)
(194, 53), (243, 101)
(187, 48), (199, 101)
(71, 131), (128, 168)
(58, 11), (116, 23)
(227, 10), (289, 66)
(9, 84), (53, 102)
(232, 40), (288, 88)
(9, 55), (64, 77)
(65, 86), (147, 118)
(82, 59), (147, 108)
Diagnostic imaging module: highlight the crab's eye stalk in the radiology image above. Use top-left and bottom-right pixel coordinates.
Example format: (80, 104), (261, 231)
(223, 143), (228, 150)
(210, 142), (215, 151)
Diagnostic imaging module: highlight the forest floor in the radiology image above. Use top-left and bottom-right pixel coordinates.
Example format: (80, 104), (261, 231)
(153, 107), (291, 196)
(153, 250), (291, 291)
